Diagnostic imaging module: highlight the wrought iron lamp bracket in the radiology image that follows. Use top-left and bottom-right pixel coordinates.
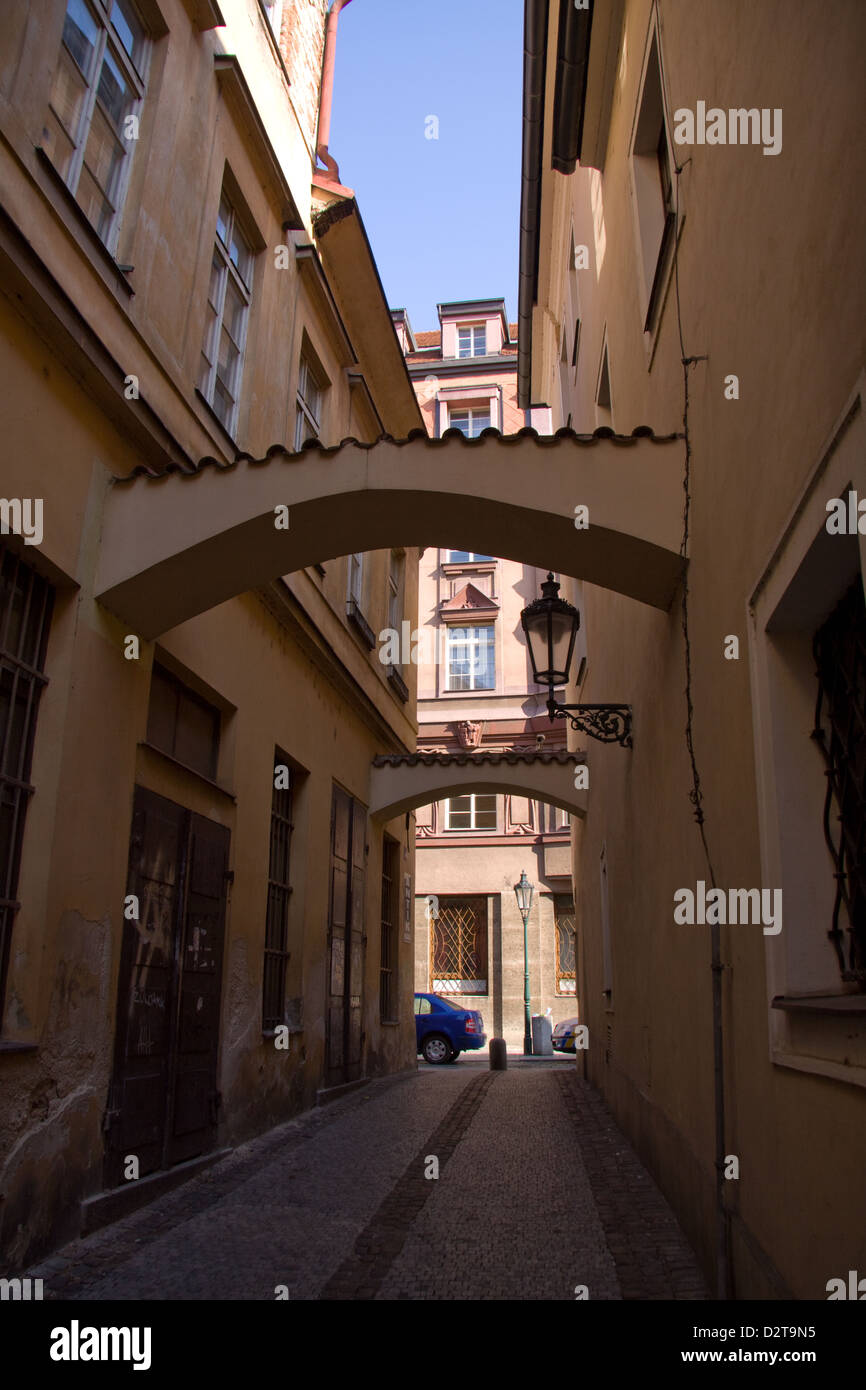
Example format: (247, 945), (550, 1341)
(546, 697), (633, 747)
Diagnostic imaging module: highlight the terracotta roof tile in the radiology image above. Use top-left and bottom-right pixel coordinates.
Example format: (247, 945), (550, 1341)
(414, 330), (441, 347)
(116, 424), (682, 482)
(372, 749), (586, 768)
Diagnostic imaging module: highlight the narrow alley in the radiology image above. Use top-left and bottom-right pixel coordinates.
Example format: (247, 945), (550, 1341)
(26, 1062), (706, 1302)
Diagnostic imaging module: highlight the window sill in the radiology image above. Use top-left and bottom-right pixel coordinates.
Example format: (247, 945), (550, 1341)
(138, 741), (236, 801)
(34, 146), (134, 298)
(772, 993), (866, 1017)
(380, 1019), (401, 1027)
(193, 387), (240, 455)
(387, 666), (409, 702)
(346, 599), (376, 650)
(0, 1039), (38, 1055)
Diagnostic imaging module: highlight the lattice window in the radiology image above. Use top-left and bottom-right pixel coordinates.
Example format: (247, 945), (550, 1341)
(812, 580), (866, 984)
(554, 894), (577, 995)
(431, 897), (487, 994)
(0, 545), (54, 1016)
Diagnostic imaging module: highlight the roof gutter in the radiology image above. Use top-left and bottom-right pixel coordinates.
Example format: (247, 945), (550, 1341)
(517, 0), (548, 411)
(551, 0), (594, 175)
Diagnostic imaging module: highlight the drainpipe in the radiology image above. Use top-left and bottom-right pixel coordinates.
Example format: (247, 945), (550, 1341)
(517, 0), (548, 411)
(316, 0), (354, 183)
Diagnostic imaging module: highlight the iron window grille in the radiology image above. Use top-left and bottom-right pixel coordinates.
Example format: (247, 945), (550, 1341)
(198, 191), (254, 437)
(812, 579), (866, 986)
(262, 754), (294, 1031)
(43, 0), (149, 252)
(431, 897), (487, 994)
(379, 837), (398, 1022)
(0, 545), (54, 1018)
(554, 894), (577, 995)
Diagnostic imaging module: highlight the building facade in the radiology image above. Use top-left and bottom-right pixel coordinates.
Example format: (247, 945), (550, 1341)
(0, 0), (423, 1269)
(393, 300), (580, 1048)
(521, 0), (866, 1297)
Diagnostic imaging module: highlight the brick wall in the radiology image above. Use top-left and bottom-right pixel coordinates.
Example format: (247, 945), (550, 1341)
(279, 0), (328, 154)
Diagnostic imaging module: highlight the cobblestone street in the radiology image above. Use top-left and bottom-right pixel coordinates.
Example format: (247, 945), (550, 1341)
(27, 1062), (707, 1302)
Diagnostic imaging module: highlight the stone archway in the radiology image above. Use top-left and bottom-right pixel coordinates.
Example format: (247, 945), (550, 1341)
(368, 749), (590, 821)
(95, 428), (684, 637)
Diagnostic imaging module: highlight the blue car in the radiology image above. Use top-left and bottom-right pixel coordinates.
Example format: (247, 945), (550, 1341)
(414, 992), (486, 1064)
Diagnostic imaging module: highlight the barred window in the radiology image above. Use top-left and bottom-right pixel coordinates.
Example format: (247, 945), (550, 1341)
(379, 837), (398, 1022)
(0, 546), (54, 1017)
(262, 754), (294, 1031)
(42, 0), (149, 250)
(431, 896), (487, 994)
(812, 580), (866, 985)
(554, 894), (577, 995)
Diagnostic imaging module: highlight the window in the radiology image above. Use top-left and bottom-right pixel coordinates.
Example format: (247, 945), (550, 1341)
(262, 754), (294, 1031)
(379, 837), (398, 1022)
(388, 550), (405, 635)
(348, 553), (364, 607)
(198, 191), (254, 436)
(555, 895), (577, 995)
(596, 337), (612, 426)
(446, 624), (495, 691)
(262, 0), (283, 36)
(811, 581), (865, 982)
(446, 550), (494, 564)
(445, 794), (497, 831)
(145, 663), (221, 781)
(457, 325), (486, 358)
(630, 28), (676, 332)
(43, 0), (148, 249)
(431, 896), (487, 993)
(414, 995), (432, 1015)
(0, 546), (54, 1018)
(294, 351), (325, 450)
(448, 408), (491, 438)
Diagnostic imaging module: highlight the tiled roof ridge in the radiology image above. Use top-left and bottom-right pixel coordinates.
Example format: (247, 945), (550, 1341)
(372, 749), (587, 767)
(115, 424), (683, 483)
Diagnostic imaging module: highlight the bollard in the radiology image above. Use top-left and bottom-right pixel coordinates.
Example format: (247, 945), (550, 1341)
(489, 1037), (508, 1070)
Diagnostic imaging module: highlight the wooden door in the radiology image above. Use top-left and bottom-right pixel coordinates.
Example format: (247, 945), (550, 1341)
(104, 787), (229, 1187)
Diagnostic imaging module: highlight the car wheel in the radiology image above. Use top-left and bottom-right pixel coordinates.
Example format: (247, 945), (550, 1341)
(422, 1034), (452, 1065)
(446, 1050), (461, 1063)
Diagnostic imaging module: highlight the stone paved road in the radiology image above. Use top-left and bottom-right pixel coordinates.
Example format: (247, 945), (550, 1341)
(26, 1060), (707, 1301)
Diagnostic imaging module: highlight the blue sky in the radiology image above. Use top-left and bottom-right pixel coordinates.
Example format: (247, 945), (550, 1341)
(329, 0), (523, 334)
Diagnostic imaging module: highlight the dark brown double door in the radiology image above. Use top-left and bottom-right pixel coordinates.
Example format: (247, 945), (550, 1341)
(104, 787), (230, 1188)
(327, 786), (366, 1087)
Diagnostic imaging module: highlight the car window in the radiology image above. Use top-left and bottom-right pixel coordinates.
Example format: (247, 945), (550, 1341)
(416, 997), (432, 1015)
(433, 995), (466, 1013)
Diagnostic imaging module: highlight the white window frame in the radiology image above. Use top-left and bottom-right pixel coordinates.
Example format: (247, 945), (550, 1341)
(444, 794), (498, 832)
(388, 550), (404, 635)
(294, 351), (325, 449)
(446, 550), (494, 564)
(199, 191), (255, 438)
(347, 552), (364, 607)
(457, 324), (487, 358)
(445, 623), (495, 692)
(44, 0), (150, 253)
(628, 13), (678, 354)
(448, 407), (491, 438)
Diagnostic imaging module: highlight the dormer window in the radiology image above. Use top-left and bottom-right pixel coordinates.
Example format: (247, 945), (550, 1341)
(458, 325), (486, 358)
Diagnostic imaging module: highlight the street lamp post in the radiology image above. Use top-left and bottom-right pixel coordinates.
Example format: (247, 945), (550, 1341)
(514, 869), (535, 1056)
(519, 573), (633, 746)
